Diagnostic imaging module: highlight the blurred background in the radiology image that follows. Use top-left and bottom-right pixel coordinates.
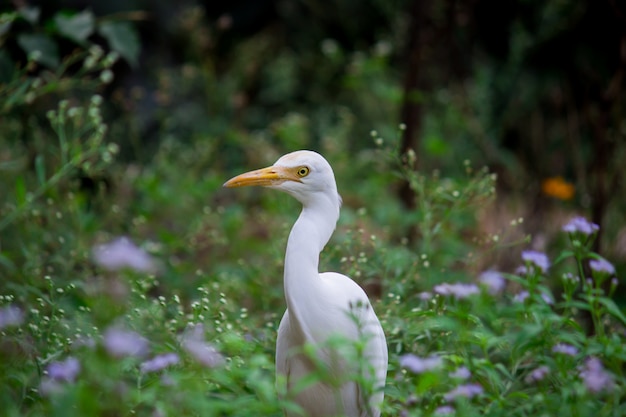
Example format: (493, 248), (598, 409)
(1, 0), (625, 296)
(2, 3), (626, 414)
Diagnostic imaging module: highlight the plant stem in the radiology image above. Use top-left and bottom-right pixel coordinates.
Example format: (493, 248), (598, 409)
(0, 149), (99, 232)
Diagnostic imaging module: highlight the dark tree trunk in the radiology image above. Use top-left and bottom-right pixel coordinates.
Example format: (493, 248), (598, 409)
(590, 35), (626, 254)
(398, 0), (427, 211)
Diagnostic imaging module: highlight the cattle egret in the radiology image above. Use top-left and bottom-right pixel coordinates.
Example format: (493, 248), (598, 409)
(224, 150), (387, 416)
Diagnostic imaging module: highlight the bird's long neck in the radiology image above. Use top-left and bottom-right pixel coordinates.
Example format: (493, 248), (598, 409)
(284, 193), (339, 342)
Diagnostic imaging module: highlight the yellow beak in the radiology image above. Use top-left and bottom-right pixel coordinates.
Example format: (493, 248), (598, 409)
(223, 166), (301, 188)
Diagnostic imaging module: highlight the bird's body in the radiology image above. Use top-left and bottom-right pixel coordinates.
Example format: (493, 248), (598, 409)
(225, 150), (387, 417)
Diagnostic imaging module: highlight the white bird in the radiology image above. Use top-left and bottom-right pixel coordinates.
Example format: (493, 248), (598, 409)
(224, 150), (388, 417)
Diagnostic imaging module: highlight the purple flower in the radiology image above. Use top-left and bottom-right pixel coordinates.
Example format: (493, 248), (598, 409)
(39, 379), (62, 396)
(525, 365), (550, 383)
(513, 290), (553, 305)
(160, 374), (176, 386)
(182, 324), (224, 368)
(418, 291), (433, 301)
(479, 271), (506, 295)
(433, 283), (479, 299)
(521, 250), (550, 273)
(92, 237), (156, 273)
(434, 405), (455, 414)
(40, 357), (81, 396)
(552, 343), (578, 356)
(541, 291), (554, 305)
(103, 326), (149, 358)
(0, 305), (24, 329)
(562, 217), (599, 235)
(47, 357), (80, 382)
(579, 357), (614, 393)
(589, 258), (615, 275)
(140, 353), (180, 373)
(449, 366), (471, 380)
(399, 354), (442, 374)
(513, 291), (529, 303)
(515, 265), (528, 276)
(444, 383), (484, 401)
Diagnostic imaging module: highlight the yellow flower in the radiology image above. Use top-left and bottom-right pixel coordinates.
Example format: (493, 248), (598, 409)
(541, 177), (575, 200)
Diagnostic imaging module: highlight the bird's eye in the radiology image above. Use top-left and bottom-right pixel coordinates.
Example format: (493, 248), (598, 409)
(296, 166), (310, 177)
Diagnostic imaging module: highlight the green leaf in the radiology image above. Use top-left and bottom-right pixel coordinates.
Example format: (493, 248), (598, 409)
(98, 21), (140, 67)
(552, 250), (575, 265)
(424, 135), (450, 156)
(0, 12), (18, 37)
(18, 6), (40, 24)
(0, 251), (16, 273)
(17, 33), (60, 68)
(15, 176), (26, 205)
(35, 154), (46, 186)
(560, 299), (592, 312)
(494, 362), (514, 380)
(3, 77), (32, 109)
(0, 49), (16, 83)
(415, 371), (440, 395)
(54, 10), (95, 45)
(597, 297), (626, 326)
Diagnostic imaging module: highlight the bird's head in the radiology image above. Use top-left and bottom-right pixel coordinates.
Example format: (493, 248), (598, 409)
(224, 150), (342, 210)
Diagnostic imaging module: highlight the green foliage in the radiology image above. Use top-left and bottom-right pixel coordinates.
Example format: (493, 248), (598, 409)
(1, 7), (139, 73)
(2, 97), (624, 415)
(1, 3), (625, 417)
(382, 224), (625, 417)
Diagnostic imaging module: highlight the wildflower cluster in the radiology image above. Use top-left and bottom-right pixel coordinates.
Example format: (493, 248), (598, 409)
(0, 218), (281, 417)
(392, 215), (622, 416)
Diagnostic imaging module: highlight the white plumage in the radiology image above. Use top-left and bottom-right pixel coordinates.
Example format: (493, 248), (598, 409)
(225, 150), (387, 417)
